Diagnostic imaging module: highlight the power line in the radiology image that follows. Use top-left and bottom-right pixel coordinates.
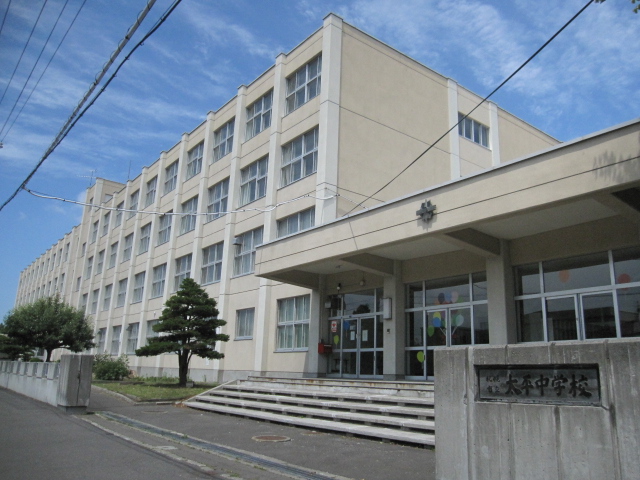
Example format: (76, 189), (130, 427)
(0, 0), (13, 39)
(345, 0), (596, 215)
(0, 0), (48, 107)
(0, 0), (181, 214)
(0, 0), (71, 139)
(1, 0), (88, 142)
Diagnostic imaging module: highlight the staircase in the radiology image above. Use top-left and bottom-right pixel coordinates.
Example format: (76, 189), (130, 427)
(184, 376), (435, 447)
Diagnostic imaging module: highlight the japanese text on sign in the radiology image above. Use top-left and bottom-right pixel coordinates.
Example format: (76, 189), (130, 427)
(477, 365), (600, 406)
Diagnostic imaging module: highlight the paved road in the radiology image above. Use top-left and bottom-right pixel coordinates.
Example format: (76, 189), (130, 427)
(0, 387), (435, 480)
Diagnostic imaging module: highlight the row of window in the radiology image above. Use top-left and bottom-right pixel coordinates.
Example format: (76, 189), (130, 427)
(94, 293), (311, 355)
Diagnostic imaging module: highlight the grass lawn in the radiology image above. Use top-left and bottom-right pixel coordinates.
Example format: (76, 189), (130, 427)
(93, 377), (217, 402)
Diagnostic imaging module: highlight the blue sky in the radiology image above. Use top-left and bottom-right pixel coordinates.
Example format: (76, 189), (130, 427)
(0, 0), (638, 318)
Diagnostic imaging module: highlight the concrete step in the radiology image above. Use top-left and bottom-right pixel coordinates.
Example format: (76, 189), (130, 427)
(192, 394), (435, 432)
(183, 400), (435, 447)
(202, 389), (434, 418)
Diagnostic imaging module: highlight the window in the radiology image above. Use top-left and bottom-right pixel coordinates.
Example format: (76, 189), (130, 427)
(109, 242), (118, 268)
(90, 289), (99, 314)
(157, 212), (172, 245)
(96, 249), (105, 274)
(80, 293), (88, 313)
(151, 263), (166, 298)
(277, 207), (315, 237)
(116, 278), (128, 308)
(126, 323), (139, 354)
(102, 213), (110, 237)
(186, 142), (204, 179)
(85, 256), (93, 278)
(146, 320), (159, 344)
(206, 179), (229, 221)
(246, 91), (273, 140)
(110, 326), (121, 355)
(458, 113), (489, 148)
(59, 273), (65, 292)
(128, 190), (139, 218)
(103, 284), (113, 311)
(239, 156), (268, 206)
(174, 254), (192, 291)
(213, 119), (234, 162)
(138, 222), (152, 254)
(277, 295), (310, 350)
(201, 243), (223, 284)
(96, 328), (106, 352)
(75, 276), (81, 292)
(122, 234), (133, 262)
(236, 308), (254, 339)
(285, 55), (321, 113)
(233, 227), (263, 276)
(164, 161), (178, 194)
(132, 272), (145, 303)
(179, 196), (198, 234)
(145, 176), (157, 207)
(64, 242), (70, 261)
(90, 221), (99, 243)
(281, 128), (318, 186)
(115, 202), (124, 227)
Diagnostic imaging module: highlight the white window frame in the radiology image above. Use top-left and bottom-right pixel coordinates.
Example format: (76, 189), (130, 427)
(96, 249), (105, 274)
(174, 254), (192, 291)
(236, 308), (254, 340)
(201, 243), (223, 285)
(206, 179), (229, 222)
(138, 222), (152, 255)
(109, 242), (118, 269)
(128, 190), (139, 219)
(233, 227), (263, 277)
(102, 284), (113, 311)
(90, 221), (99, 243)
(115, 202), (124, 227)
(145, 176), (157, 207)
(157, 211), (172, 245)
(90, 288), (99, 314)
(239, 156), (268, 206)
(132, 272), (145, 304)
(85, 256), (93, 278)
(96, 328), (106, 352)
(110, 325), (121, 355)
(151, 263), (167, 298)
(164, 161), (178, 195)
(245, 90), (273, 140)
(212, 119), (234, 162)
(146, 320), (159, 344)
(285, 55), (321, 114)
(458, 113), (489, 148)
(116, 278), (128, 308)
(122, 234), (133, 262)
(102, 212), (110, 237)
(126, 323), (139, 354)
(277, 207), (315, 238)
(281, 128), (318, 187)
(179, 196), (198, 234)
(186, 142), (204, 180)
(276, 295), (310, 351)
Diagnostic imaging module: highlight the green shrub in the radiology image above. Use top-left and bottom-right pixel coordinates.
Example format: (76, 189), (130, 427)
(93, 353), (130, 381)
(29, 357), (43, 362)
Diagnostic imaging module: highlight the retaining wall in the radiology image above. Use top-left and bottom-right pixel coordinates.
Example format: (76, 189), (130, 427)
(0, 354), (93, 413)
(435, 339), (640, 480)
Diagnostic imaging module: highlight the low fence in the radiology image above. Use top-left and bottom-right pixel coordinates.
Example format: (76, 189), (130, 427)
(0, 354), (93, 413)
(435, 339), (640, 480)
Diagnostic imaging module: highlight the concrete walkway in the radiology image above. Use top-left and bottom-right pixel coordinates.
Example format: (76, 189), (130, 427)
(0, 386), (435, 480)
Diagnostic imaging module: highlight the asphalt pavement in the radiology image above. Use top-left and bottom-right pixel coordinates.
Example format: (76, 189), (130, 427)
(0, 386), (435, 480)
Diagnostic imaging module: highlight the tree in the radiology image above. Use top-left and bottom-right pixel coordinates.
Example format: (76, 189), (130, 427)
(136, 278), (229, 387)
(1, 296), (95, 362)
(595, 0), (639, 14)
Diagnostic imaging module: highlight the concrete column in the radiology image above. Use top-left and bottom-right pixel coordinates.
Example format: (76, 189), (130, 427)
(489, 101), (501, 166)
(447, 79), (461, 180)
(306, 279), (325, 377)
(486, 239), (517, 344)
(383, 261), (405, 380)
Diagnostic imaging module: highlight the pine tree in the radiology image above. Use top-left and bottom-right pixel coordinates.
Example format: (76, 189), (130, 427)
(136, 278), (228, 386)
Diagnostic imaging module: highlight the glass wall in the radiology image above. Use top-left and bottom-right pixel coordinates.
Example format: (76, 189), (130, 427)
(515, 247), (640, 342)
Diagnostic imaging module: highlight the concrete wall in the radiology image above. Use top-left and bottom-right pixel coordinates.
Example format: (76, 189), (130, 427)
(0, 354), (93, 412)
(435, 339), (640, 480)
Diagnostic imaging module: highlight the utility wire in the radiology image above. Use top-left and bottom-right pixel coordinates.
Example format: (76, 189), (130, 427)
(0, 0), (181, 214)
(0, 0), (13, 39)
(1, 0), (88, 142)
(0, 0), (48, 107)
(345, 0), (596, 215)
(0, 0), (71, 139)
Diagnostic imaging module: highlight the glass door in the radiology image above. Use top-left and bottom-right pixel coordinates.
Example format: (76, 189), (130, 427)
(329, 316), (383, 378)
(545, 293), (617, 341)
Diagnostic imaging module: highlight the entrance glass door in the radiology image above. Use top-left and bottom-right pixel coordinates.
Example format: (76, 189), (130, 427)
(329, 316), (383, 378)
(545, 292), (617, 341)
